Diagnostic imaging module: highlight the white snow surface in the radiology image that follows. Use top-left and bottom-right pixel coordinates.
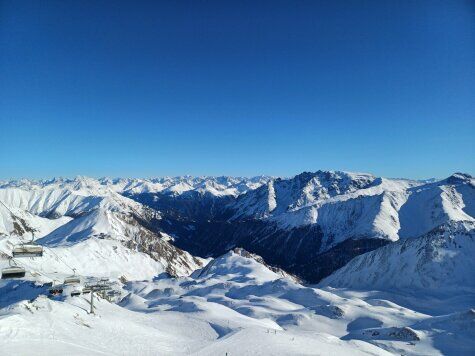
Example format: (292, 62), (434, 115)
(320, 221), (475, 291)
(0, 250), (473, 355)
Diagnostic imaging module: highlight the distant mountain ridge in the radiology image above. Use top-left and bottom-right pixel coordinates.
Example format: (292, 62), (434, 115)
(0, 175), (270, 197)
(0, 171), (473, 283)
(135, 171), (473, 282)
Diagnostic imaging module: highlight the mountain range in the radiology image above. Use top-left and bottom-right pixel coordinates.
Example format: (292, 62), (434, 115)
(1, 171), (473, 283)
(0, 170), (474, 355)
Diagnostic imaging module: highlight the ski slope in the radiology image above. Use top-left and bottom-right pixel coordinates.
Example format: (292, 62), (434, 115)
(0, 250), (473, 355)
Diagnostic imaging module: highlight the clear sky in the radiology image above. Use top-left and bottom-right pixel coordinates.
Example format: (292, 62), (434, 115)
(1, 0), (474, 180)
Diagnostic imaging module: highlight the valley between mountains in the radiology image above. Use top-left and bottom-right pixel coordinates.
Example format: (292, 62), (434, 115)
(0, 171), (473, 355)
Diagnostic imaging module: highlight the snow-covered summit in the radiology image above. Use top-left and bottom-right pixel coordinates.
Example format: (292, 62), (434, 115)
(0, 175), (271, 197)
(193, 247), (300, 283)
(230, 170), (381, 220)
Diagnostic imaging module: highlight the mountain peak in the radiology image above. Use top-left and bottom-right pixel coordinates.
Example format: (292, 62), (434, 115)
(445, 172), (474, 185)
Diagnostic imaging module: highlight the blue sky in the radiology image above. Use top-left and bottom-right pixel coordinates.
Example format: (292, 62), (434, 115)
(1, 0), (473, 180)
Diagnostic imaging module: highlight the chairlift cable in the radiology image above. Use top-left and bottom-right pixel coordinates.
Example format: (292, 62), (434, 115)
(0, 201), (76, 284)
(42, 245), (76, 274)
(1, 257), (51, 281)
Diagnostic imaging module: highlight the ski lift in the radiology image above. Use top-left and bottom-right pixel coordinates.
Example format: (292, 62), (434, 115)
(12, 244), (43, 257)
(1, 259), (26, 279)
(71, 290), (81, 297)
(64, 269), (80, 285)
(12, 233), (43, 258)
(64, 275), (80, 285)
(83, 282), (93, 294)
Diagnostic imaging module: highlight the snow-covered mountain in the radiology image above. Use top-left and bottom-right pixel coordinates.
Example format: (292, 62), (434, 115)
(1, 171), (473, 284)
(193, 247), (301, 283)
(320, 221), (475, 291)
(0, 175), (270, 229)
(227, 171), (474, 248)
(0, 175), (270, 198)
(398, 173), (475, 238)
(0, 200), (73, 238)
(0, 177), (204, 280)
(229, 171), (382, 222)
(1, 248), (473, 355)
(151, 171), (473, 282)
(0, 176), (152, 221)
(0, 172), (474, 355)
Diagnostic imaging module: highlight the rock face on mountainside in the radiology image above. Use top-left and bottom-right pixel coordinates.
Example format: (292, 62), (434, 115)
(320, 221), (475, 290)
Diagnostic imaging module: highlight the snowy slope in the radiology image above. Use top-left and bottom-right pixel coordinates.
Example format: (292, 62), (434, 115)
(398, 173), (475, 238)
(0, 179), (151, 219)
(35, 217), (200, 279)
(0, 237), (166, 281)
(0, 201), (72, 238)
(1, 250), (473, 355)
(320, 221), (475, 291)
(0, 223), (201, 283)
(192, 247), (301, 283)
